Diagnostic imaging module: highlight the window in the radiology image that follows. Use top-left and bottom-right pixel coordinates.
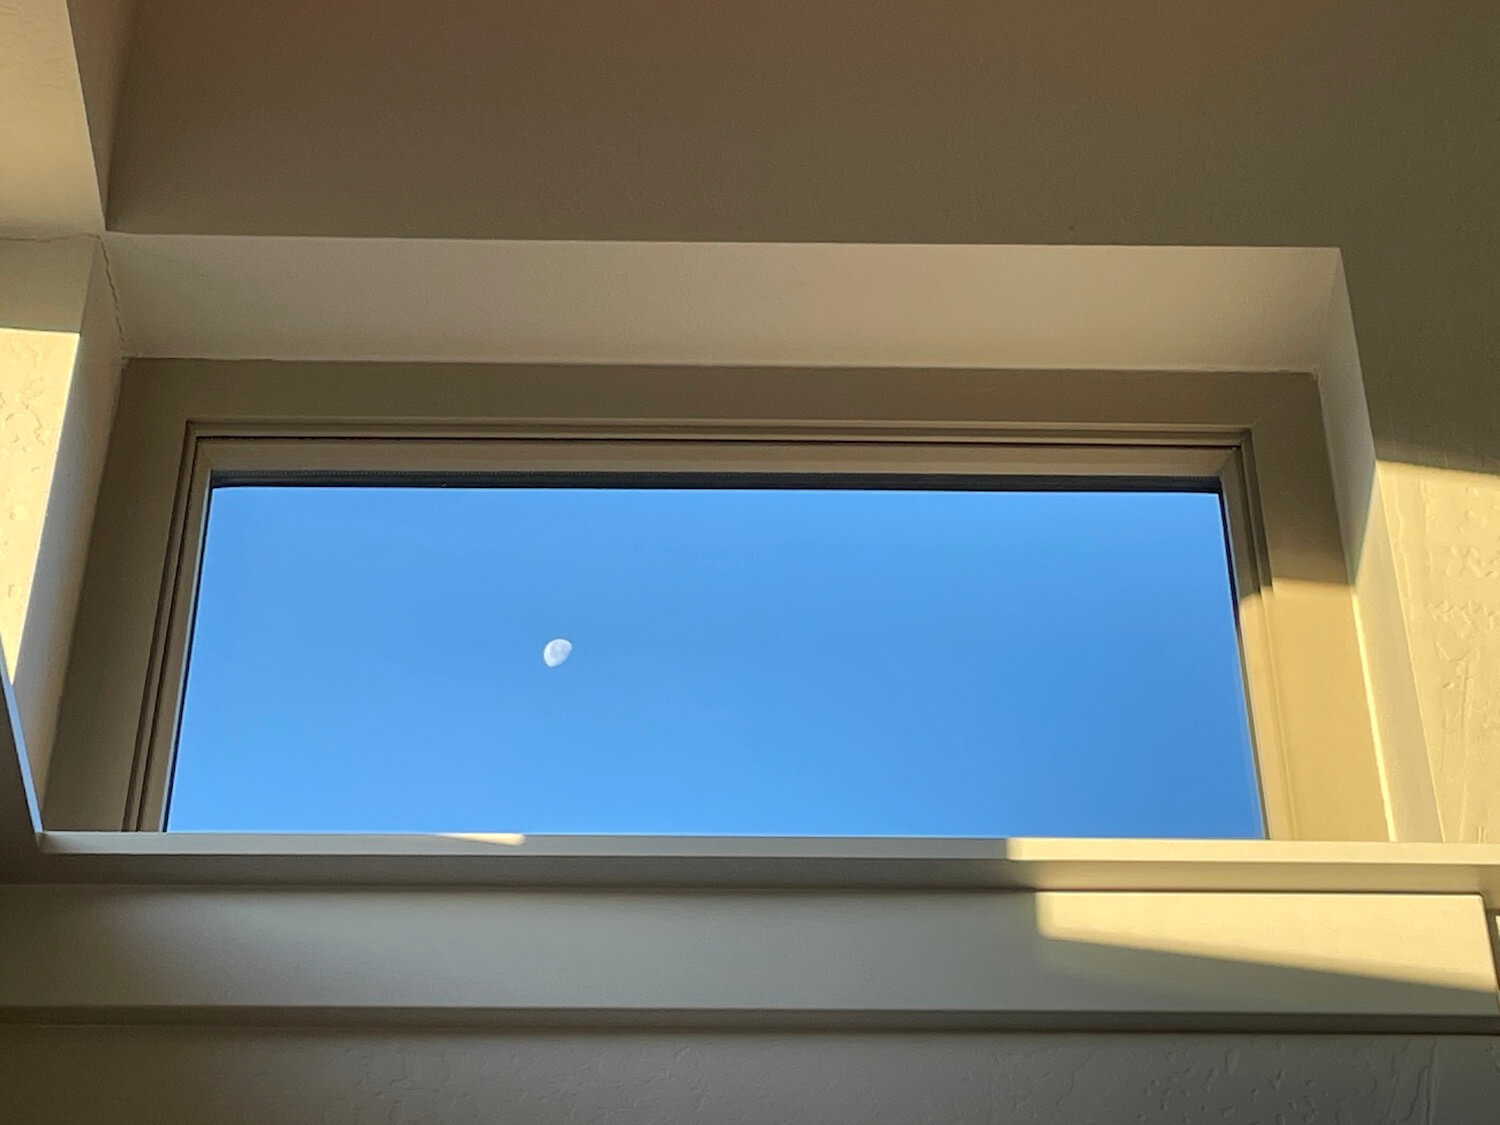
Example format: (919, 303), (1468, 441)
(47, 365), (1390, 840)
(166, 481), (1260, 837)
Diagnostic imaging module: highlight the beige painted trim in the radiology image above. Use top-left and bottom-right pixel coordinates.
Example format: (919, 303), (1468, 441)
(49, 362), (1391, 841)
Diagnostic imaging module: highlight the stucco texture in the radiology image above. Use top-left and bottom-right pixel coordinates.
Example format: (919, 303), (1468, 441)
(0, 326), (76, 678)
(0, 1029), (1498, 1124)
(1383, 464), (1500, 843)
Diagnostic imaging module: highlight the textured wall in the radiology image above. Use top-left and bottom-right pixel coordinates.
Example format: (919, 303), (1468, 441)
(0, 1028), (1497, 1124)
(1383, 463), (1500, 843)
(0, 238), (91, 700)
(0, 239), (118, 791)
(0, 327), (77, 684)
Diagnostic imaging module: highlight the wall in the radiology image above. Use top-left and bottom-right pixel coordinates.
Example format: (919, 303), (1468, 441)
(100, 0), (1500, 839)
(0, 238), (120, 792)
(1384, 464), (1500, 842)
(64, 0), (139, 200)
(102, 2), (1495, 458)
(2, 1028), (1498, 1123)
(2, 4), (1499, 1120)
(0, 0), (101, 233)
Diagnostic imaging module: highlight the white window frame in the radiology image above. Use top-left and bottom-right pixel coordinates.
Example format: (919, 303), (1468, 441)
(138, 432), (1258, 833)
(47, 363), (1389, 842)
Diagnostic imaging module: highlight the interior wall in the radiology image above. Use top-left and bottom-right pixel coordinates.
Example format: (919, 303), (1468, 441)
(64, 0), (139, 203)
(0, 0), (101, 233)
(1382, 463), (1500, 842)
(1, 1028), (1497, 1124)
(3, 8), (1498, 1117)
(13, 244), (121, 793)
(0, 238), (117, 791)
(107, 0), (1500, 472)
(100, 0), (1500, 839)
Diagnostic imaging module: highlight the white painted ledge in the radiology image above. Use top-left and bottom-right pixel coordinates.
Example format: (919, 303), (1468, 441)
(6, 838), (1499, 1030)
(17, 833), (1500, 899)
(0, 882), (1493, 1029)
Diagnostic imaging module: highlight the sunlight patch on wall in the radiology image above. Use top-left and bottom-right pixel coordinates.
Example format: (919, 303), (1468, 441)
(0, 326), (80, 682)
(1381, 461), (1500, 844)
(1036, 891), (1497, 993)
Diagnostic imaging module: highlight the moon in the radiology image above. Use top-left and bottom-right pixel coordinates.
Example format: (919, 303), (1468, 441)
(542, 638), (572, 667)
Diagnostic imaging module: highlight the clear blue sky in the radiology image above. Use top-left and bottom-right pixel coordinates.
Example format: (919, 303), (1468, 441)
(168, 485), (1263, 837)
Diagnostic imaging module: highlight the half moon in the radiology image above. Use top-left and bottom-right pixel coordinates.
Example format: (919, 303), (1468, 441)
(542, 638), (573, 667)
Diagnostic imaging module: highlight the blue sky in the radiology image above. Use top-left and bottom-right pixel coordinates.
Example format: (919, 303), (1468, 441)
(168, 485), (1263, 837)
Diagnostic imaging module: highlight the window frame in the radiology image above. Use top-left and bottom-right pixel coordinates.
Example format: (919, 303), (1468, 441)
(46, 363), (1391, 841)
(146, 433), (1262, 835)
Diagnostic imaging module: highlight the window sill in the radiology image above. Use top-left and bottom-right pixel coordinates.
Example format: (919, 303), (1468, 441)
(1, 836), (1497, 1031)
(11, 832), (1500, 896)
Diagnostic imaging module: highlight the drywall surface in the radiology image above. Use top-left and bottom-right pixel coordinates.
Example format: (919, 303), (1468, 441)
(0, 1028), (1497, 1123)
(1315, 264), (1439, 840)
(107, 2), (1500, 463)
(0, 238), (118, 791)
(100, 0), (1500, 840)
(64, 0), (139, 201)
(0, 0), (102, 233)
(1383, 462), (1500, 843)
(1, 886), (1494, 1020)
(0, 239), (89, 699)
(103, 238), (1340, 369)
(13, 246), (119, 791)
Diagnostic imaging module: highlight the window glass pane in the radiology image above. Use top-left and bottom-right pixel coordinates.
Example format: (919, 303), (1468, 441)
(168, 485), (1262, 837)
